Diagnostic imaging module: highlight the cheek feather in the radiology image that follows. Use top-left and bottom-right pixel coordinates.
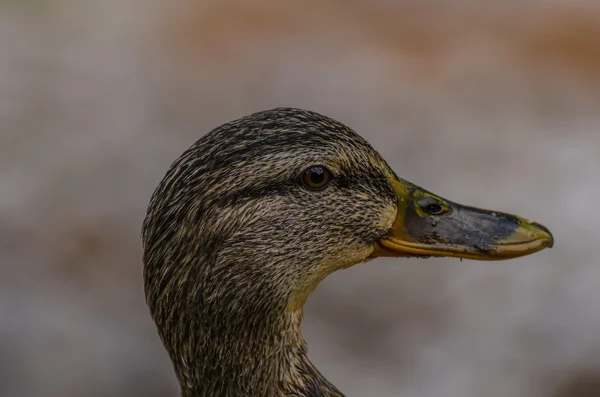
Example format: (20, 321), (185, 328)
(377, 202), (397, 234)
(286, 243), (375, 314)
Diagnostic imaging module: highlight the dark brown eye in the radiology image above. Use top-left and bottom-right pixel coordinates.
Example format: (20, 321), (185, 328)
(301, 166), (332, 190)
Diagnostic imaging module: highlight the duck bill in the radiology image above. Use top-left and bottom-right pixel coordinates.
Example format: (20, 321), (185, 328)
(373, 179), (554, 261)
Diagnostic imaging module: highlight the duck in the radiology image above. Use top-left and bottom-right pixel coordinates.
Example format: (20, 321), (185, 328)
(142, 107), (554, 397)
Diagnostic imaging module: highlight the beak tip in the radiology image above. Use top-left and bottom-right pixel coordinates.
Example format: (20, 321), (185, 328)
(529, 221), (554, 248)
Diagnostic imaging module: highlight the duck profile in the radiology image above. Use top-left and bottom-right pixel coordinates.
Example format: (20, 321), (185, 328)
(142, 107), (553, 397)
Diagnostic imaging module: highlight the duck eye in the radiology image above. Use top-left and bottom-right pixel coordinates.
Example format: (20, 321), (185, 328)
(418, 197), (448, 215)
(301, 166), (332, 190)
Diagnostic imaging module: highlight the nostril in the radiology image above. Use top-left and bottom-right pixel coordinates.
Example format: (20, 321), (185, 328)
(423, 203), (444, 215)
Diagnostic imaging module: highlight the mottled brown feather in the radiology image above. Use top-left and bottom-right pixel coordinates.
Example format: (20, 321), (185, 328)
(142, 108), (398, 397)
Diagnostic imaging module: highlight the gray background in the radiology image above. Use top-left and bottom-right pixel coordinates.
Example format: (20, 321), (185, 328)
(1, 1), (599, 396)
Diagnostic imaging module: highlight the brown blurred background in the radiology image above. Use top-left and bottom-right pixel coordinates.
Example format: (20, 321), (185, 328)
(1, 0), (599, 396)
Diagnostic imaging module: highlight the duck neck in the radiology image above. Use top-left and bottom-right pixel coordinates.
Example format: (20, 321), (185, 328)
(162, 296), (344, 397)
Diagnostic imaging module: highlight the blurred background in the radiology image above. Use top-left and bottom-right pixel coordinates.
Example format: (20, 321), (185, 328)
(1, 0), (599, 396)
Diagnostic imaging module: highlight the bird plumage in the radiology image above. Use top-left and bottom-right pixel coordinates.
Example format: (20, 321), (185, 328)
(142, 107), (553, 397)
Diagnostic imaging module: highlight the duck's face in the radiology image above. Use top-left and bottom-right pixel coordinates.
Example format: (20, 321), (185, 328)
(148, 109), (551, 313)
(144, 109), (553, 314)
(193, 118), (404, 310)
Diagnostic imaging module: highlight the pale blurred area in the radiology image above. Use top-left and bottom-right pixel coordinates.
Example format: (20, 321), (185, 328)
(1, 0), (599, 396)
